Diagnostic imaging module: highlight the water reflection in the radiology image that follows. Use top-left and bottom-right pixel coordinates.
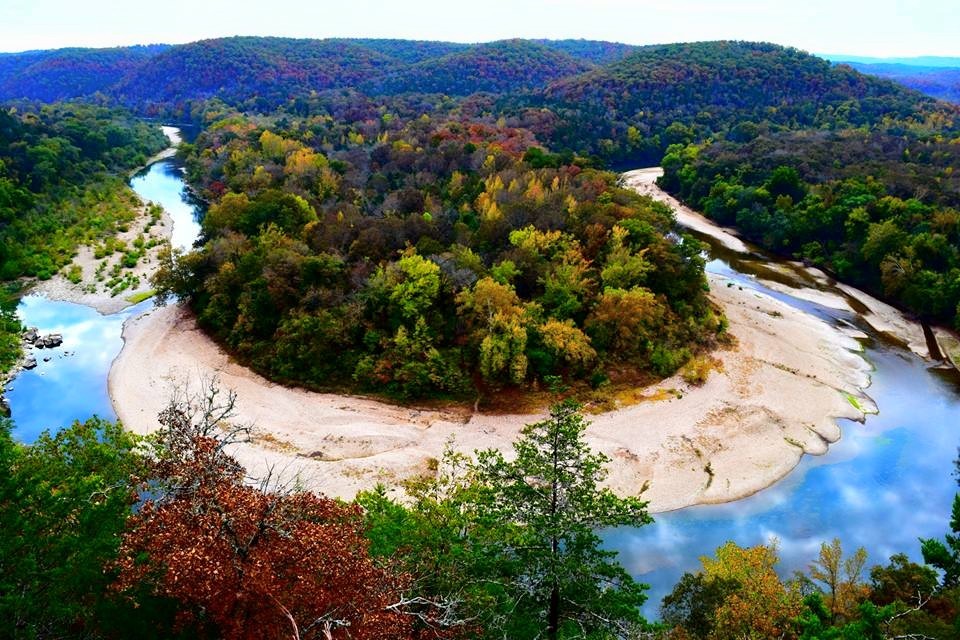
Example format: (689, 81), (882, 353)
(7, 296), (153, 441)
(606, 272), (960, 617)
(129, 160), (203, 252)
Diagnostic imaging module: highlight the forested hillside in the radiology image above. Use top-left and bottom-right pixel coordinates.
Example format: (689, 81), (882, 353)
(659, 122), (960, 328)
(0, 103), (167, 280)
(364, 39), (593, 96)
(534, 41), (957, 165)
(0, 45), (168, 102)
(111, 37), (401, 112)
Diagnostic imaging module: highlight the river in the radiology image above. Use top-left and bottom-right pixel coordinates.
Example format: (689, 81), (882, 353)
(6, 126), (203, 442)
(5, 140), (960, 619)
(607, 213), (960, 618)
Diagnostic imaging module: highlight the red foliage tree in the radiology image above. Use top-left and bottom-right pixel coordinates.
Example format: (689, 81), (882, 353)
(113, 381), (454, 640)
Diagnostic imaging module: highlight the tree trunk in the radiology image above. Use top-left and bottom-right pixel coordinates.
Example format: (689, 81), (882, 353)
(548, 582), (559, 640)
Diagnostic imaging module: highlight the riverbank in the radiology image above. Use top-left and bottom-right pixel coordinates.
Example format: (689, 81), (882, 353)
(29, 203), (172, 315)
(29, 128), (181, 315)
(623, 167), (960, 364)
(110, 263), (873, 511)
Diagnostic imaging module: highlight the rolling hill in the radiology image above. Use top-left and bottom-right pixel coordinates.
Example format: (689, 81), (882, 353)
(0, 45), (168, 102)
(363, 39), (594, 96)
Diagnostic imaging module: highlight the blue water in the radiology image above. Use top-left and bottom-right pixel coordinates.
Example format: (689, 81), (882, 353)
(130, 160), (202, 252)
(606, 255), (960, 618)
(8, 128), (202, 442)
(7, 297), (152, 441)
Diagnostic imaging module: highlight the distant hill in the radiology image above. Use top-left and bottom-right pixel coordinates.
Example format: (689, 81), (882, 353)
(0, 38), (953, 150)
(830, 60), (960, 104)
(534, 39), (638, 65)
(534, 41), (951, 164)
(334, 38), (470, 63)
(364, 39), (594, 96)
(0, 45), (168, 102)
(0, 37), (623, 107)
(821, 54), (960, 68)
(111, 37), (401, 109)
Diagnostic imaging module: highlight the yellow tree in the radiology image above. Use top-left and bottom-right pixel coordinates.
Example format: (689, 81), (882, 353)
(700, 541), (802, 640)
(808, 538), (869, 624)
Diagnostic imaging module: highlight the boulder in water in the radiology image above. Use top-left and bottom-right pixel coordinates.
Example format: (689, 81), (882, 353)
(23, 356), (37, 369)
(41, 334), (63, 348)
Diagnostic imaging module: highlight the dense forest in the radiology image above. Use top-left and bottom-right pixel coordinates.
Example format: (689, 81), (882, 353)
(155, 107), (720, 400)
(0, 45), (169, 102)
(532, 41), (959, 166)
(4, 391), (960, 639)
(0, 103), (167, 280)
(659, 127), (960, 328)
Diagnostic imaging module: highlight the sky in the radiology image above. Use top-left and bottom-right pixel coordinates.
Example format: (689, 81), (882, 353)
(0, 0), (957, 58)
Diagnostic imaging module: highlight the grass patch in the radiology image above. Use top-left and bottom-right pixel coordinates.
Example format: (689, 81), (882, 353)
(125, 289), (156, 304)
(680, 355), (723, 386)
(844, 393), (863, 411)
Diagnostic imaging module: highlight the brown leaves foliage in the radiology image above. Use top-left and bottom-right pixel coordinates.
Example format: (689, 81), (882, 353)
(112, 384), (446, 640)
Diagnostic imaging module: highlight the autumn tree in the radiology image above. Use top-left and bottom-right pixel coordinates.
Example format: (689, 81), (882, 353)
(697, 541), (803, 640)
(113, 380), (454, 640)
(808, 538), (868, 624)
(0, 417), (185, 638)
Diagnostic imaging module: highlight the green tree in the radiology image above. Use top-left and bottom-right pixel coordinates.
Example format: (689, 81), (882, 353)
(474, 400), (653, 639)
(660, 572), (741, 639)
(0, 418), (183, 638)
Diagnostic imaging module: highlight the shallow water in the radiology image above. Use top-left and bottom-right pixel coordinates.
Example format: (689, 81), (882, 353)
(7, 297), (152, 441)
(129, 160), (202, 252)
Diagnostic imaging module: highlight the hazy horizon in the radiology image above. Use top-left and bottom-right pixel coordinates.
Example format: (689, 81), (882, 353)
(0, 0), (957, 58)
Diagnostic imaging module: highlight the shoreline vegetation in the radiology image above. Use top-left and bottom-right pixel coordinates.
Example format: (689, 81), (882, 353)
(28, 127), (181, 315)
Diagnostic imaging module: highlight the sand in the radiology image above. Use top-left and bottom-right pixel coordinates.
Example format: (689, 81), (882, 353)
(622, 168), (752, 254)
(110, 277), (872, 513)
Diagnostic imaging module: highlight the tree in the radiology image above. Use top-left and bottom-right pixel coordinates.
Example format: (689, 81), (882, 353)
(869, 553), (939, 608)
(113, 380), (449, 640)
(362, 402), (652, 639)
(660, 572), (741, 639)
(808, 538), (868, 623)
(474, 400), (653, 639)
(698, 541), (802, 640)
(0, 418), (179, 638)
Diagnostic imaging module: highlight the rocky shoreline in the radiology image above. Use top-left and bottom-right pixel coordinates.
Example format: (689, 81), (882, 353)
(0, 327), (67, 417)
